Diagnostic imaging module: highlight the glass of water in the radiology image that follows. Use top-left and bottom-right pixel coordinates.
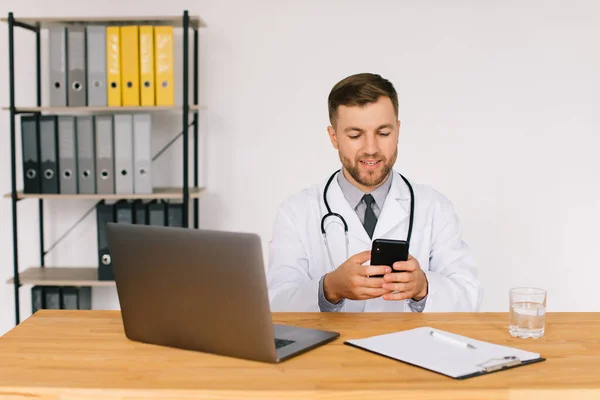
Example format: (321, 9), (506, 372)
(509, 287), (547, 339)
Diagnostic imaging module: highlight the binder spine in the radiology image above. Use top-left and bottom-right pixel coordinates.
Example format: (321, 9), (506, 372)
(132, 113), (152, 194)
(113, 114), (133, 194)
(20, 116), (40, 193)
(39, 116), (59, 194)
(58, 116), (78, 194)
(139, 26), (155, 106)
(49, 25), (68, 106)
(97, 202), (115, 281)
(67, 25), (87, 106)
(106, 26), (121, 107)
(120, 25), (140, 106)
(86, 25), (107, 106)
(94, 115), (115, 194)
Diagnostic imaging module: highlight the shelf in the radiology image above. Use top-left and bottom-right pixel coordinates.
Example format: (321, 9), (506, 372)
(3, 8), (203, 325)
(4, 186), (204, 200)
(3, 105), (201, 114)
(7, 267), (114, 287)
(0, 15), (206, 29)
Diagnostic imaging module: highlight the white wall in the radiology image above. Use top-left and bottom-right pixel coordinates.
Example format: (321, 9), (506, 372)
(1, 0), (599, 335)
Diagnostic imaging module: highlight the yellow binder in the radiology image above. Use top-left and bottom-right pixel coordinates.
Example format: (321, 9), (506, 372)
(120, 25), (140, 106)
(106, 26), (121, 107)
(154, 26), (174, 106)
(139, 26), (155, 106)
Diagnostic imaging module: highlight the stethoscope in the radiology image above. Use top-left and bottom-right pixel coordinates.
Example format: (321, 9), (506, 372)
(320, 169), (415, 270)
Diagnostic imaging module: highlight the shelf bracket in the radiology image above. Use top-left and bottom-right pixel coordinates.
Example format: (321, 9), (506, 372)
(152, 121), (195, 162)
(13, 20), (38, 33)
(43, 202), (100, 257)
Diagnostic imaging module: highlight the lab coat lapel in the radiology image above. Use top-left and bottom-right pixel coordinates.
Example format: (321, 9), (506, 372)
(372, 173), (412, 240)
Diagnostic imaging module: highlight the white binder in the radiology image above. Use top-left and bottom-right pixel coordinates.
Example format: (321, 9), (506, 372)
(114, 114), (133, 194)
(133, 114), (152, 194)
(345, 326), (545, 379)
(94, 115), (114, 194)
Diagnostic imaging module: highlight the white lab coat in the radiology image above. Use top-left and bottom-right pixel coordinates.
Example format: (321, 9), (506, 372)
(266, 170), (483, 312)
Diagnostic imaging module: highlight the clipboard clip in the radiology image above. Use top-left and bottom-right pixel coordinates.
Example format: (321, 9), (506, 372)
(477, 356), (522, 372)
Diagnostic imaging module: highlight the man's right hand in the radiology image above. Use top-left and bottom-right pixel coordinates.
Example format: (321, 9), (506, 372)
(322, 250), (391, 304)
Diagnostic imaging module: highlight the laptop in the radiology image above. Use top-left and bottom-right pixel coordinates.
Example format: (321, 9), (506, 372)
(106, 222), (339, 363)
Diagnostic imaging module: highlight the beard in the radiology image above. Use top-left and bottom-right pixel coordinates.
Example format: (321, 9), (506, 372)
(339, 147), (397, 188)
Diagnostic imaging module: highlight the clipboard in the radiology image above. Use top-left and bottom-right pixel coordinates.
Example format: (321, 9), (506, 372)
(344, 326), (545, 379)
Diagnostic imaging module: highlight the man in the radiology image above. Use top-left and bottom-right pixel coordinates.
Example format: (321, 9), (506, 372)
(266, 73), (483, 312)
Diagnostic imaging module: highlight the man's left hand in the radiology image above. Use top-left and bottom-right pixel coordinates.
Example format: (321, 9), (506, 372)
(381, 255), (428, 301)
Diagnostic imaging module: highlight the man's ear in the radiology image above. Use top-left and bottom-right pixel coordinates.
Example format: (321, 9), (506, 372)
(327, 125), (339, 150)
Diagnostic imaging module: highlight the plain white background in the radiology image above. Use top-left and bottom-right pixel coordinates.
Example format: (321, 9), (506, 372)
(1, 0), (599, 335)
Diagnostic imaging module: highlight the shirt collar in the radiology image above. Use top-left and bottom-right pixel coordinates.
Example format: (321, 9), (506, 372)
(336, 169), (393, 210)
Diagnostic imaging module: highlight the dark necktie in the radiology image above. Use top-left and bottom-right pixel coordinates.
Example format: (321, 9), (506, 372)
(362, 194), (377, 239)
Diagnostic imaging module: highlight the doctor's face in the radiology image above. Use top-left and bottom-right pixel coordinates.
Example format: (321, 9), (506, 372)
(327, 96), (400, 192)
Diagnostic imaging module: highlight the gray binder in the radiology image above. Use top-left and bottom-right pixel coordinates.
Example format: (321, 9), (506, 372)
(58, 116), (77, 194)
(133, 200), (148, 224)
(116, 200), (133, 224)
(67, 25), (87, 106)
(86, 25), (107, 106)
(49, 25), (67, 106)
(44, 287), (61, 309)
(40, 116), (59, 194)
(78, 287), (92, 310)
(167, 202), (184, 227)
(148, 201), (166, 226)
(94, 115), (114, 194)
(76, 116), (95, 194)
(61, 287), (91, 310)
(133, 114), (152, 194)
(113, 114), (133, 194)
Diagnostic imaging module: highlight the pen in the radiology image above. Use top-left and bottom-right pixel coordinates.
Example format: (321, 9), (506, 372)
(429, 330), (477, 350)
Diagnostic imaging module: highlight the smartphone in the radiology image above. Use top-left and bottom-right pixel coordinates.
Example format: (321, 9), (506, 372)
(369, 239), (409, 278)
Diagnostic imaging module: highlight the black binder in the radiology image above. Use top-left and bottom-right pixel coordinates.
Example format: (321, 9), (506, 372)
(96, 202), (115, 280)
(101, 201), (133, 280)
(20, 115), (40, 193)
(31, 286), (44, 314)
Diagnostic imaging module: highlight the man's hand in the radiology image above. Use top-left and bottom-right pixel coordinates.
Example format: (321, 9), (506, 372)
(382, 255), (428, 301)
(323, 250), (391, 304)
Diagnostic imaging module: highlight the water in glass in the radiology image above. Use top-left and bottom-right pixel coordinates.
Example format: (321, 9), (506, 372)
(509, 301), (546, 338)
(509, 287), (547, 339)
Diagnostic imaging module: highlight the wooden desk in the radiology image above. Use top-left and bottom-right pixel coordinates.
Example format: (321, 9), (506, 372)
(0, 311), (599, 399)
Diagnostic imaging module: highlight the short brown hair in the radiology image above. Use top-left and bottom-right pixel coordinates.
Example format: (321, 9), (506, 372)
(328, 73), (399, 126)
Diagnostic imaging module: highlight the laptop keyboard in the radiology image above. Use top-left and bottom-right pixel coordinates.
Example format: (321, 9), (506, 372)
(275, 338), (296, 349)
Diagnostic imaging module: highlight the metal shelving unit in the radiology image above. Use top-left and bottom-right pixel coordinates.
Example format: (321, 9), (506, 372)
(2, 10), (206, 324)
